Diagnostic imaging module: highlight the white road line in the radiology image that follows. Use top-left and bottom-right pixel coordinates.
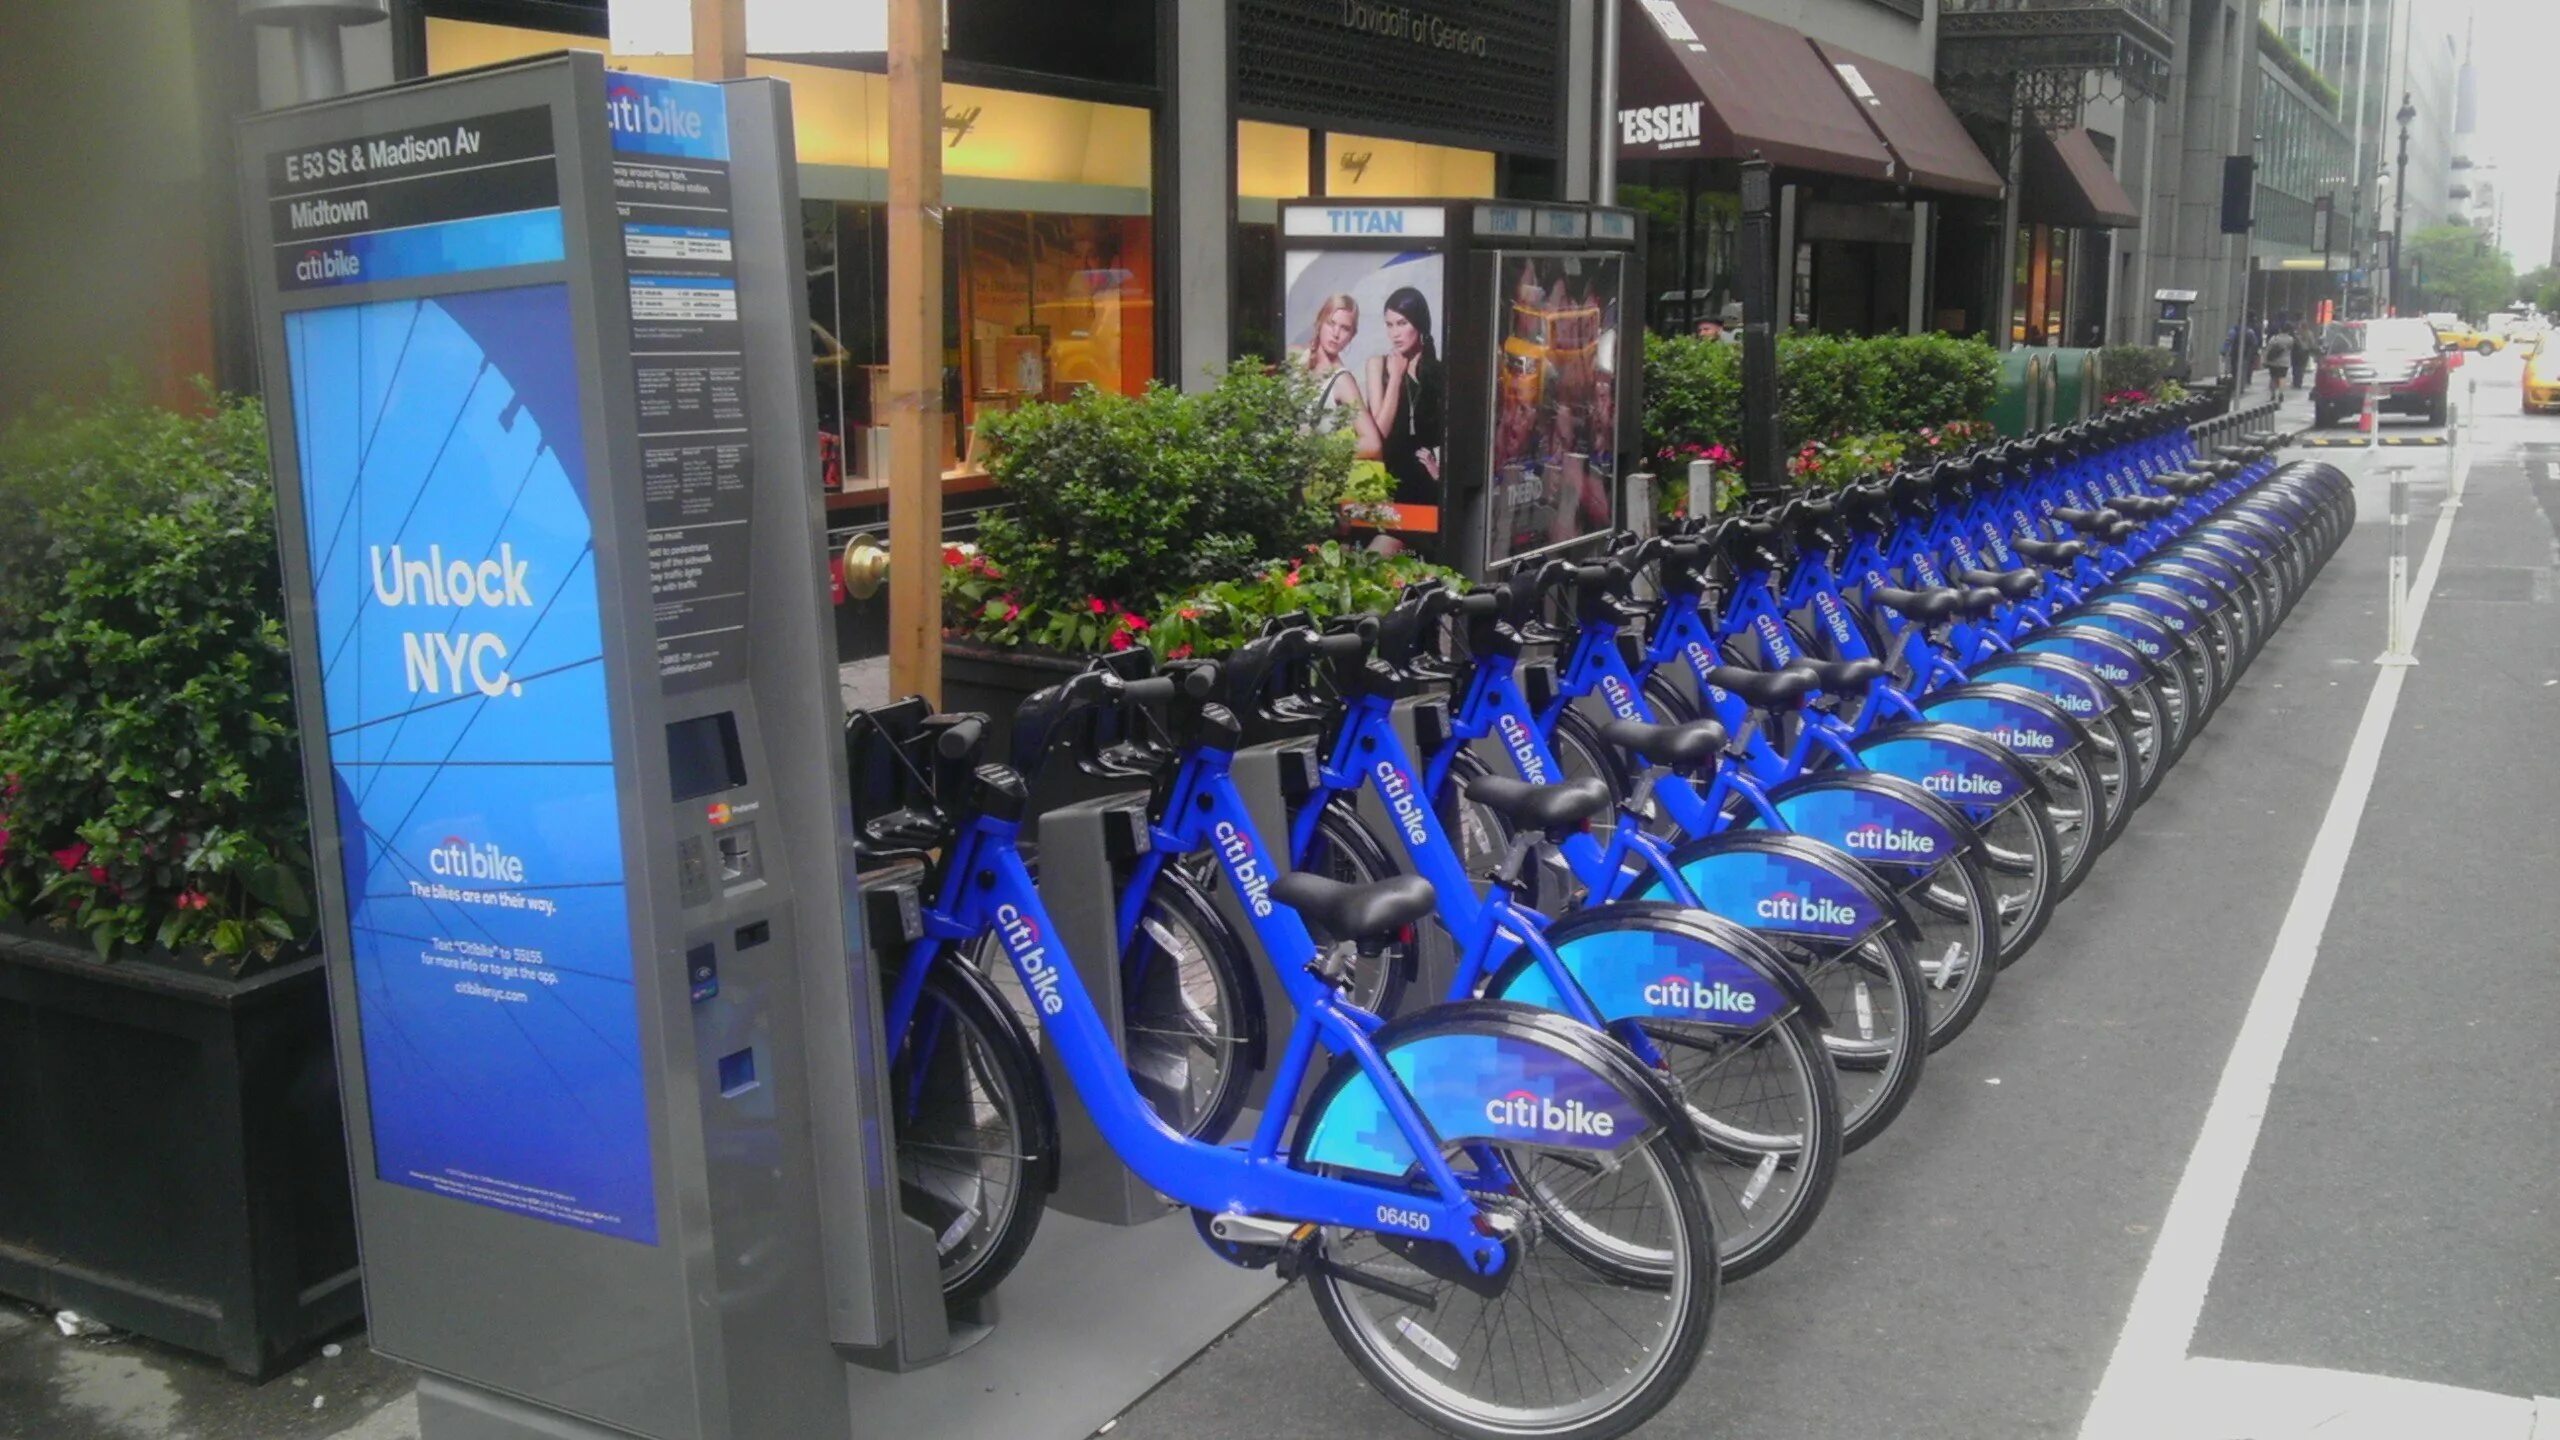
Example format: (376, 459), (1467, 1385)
(2078, 463), (2465, 1440)
(2161, 1357), (2542, 1439)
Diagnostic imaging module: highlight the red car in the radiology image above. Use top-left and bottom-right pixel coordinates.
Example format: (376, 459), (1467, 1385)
(2311, 318), (2450, 427)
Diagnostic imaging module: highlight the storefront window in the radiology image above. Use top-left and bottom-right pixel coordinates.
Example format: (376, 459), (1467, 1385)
(423, 18), (1158, 501)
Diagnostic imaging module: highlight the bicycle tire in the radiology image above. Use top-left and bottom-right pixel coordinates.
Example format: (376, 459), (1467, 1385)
(1305, 1125), (1717, 1440)
(892, 959), (1056, 1305)
(1122, 867), (1266, 1146)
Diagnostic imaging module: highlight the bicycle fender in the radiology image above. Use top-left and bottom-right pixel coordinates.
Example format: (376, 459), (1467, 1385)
(1489, 901), (1830, 1034)
(1968, 652), (2120, 723)
(1916, 682), (2089, 762)
(2016, 628), (2150, 691)
(2056, 604), (2177, 666)
(1292, 999), (1695, 1178)
(1637, 830), (1919, 944)
(1748, 770), (1976, 875)
(1846, 720), (2053, 816)
(2084, 582), (2206, 640)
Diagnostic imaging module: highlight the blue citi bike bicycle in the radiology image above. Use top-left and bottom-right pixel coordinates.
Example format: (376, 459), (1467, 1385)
(847, 687), (1720, 1440)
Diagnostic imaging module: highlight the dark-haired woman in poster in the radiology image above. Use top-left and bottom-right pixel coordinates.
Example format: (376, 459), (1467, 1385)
(1363, 286), (1444, 507)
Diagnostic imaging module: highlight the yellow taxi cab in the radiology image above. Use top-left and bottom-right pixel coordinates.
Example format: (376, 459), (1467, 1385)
(2522, 335), (2560, 412)
(2430, 318), (2503, 354)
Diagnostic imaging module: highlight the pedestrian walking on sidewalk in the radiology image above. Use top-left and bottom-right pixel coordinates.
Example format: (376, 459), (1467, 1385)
(2262, 327), (2295, 398)
(2290, 326), (2312, 389)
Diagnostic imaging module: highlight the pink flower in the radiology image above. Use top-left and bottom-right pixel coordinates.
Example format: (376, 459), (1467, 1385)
(177, 890), (211, 912)
(1108, 629), (1134, 652)
(1088, 596), (1108, 615)
(1002, 600), (1020, 622)
(85, 864), (108, 886)
(1122, 614), (1148, 633)
(1177, 607), (1201, 621)
(2, 774), (19, 799)
(1167, 644), (1194, 660)
(51, 841), (89, 872)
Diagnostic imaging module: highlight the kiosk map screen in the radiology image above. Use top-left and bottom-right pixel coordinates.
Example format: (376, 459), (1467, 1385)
(282, 281), (659, 1245)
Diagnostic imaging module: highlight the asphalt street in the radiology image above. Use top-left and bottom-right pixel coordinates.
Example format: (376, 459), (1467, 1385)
(1106, 357), (2560, 1440)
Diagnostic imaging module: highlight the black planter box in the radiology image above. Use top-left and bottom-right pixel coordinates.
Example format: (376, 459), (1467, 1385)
(0, 927), (360, 1378)
(942, 640), (1150, 840)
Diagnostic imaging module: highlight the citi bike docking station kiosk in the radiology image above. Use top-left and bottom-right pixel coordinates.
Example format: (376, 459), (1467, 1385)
(240, 52), (1267, 1440)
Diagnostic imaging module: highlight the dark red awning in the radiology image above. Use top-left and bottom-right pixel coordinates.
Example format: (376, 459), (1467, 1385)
(2021, 128), (2141, 228)
(1617, 0), (1896, 183)
(1810, 40), (2005, 199)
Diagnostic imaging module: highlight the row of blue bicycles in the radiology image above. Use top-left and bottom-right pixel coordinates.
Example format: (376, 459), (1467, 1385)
(846, 393), (2348, 1439)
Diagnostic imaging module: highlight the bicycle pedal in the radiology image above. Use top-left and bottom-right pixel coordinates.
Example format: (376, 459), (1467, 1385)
(1194, 1209), (1310, 1273)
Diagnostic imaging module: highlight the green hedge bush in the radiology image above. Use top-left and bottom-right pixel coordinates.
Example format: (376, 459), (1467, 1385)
(1641, 331), (1998, 463)
(0, 389), (313, 968)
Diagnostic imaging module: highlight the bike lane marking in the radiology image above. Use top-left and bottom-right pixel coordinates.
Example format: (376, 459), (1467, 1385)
(2077, 451), (2477, 1440)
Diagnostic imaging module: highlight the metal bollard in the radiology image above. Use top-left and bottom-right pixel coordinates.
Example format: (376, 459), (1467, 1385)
(1690, 457), (1718, 520)
(2375, 465), (2418, 667)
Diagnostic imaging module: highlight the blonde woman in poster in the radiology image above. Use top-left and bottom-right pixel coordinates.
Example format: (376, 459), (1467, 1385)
(1292, 292), (1384, 456)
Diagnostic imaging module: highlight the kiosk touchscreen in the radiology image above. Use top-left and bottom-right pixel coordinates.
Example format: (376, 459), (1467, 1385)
(239, 53), (949, 1440)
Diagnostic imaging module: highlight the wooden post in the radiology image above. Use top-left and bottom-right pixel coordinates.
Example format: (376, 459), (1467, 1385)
(886, 0), (944, 703)
(688, 0), (744, 80)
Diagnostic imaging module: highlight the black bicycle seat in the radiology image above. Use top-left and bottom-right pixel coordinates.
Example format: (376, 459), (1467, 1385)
(1703, 664), (1820, 709)
(2012, 537), (2085, 564)
(1787, 657), (1886, 694)
(1462, 773), (1614, 836)
(2107, 496), (2180, 519)
(1269, 872), (1437, 945)
(1958, 566), (2041, 600)
(1872, 586), (1964, 622)
(1597, 717), (1728, 774)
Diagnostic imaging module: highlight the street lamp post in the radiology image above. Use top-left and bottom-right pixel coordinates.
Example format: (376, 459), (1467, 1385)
(2389, 92), (2415, 315)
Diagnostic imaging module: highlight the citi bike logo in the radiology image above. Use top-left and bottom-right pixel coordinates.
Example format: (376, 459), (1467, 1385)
(607, 83), (707, 145)
(1212, 821), (1273, 917)
(1752, 613), (1794, 662)
(2049, 689), (2097, 715)
(1756, 889), (1857, 926)
(1495, 712), (1550, 782)
(1923, 769), (2005, 798)
(1375, 761), (1432, 848)
(1986, 724), (2057, 753)
(1814, 591), (1857, 646)
(1598, 672), (1642, 719)
(992, 904), (1067, 1015)
(1843, 822), (1937, 857)
(429, 835), (525, 882)
(1684, 643), (1731, 702)
(1642, 975), (1759, 1016)
(1484, 1089), (1617, 1138)
(295, 245), (362, 283)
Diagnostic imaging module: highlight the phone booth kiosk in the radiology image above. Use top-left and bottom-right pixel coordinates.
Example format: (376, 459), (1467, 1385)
(2154, 287), (2198, 378)
(1274, 200), (1644, 577)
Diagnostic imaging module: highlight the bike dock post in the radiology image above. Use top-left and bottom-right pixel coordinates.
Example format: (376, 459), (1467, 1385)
(2375, 464), (2419, 667)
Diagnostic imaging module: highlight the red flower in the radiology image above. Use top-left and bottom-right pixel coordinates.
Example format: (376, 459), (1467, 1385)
(943, 544), (967, 568)
(1107, 629), (1134, 652)
(1122, 614), (1148, 633)
(85, 864), (108, 886)
(1002, 600), (1021, 622)
(51, 841), (89, 872)
(1177, 607), (1201, 621)
(177, 890), (211, 911)
(1167, 644), (1194, 660)
(1282, 567), (1301, 588)
(1088, 596), (1108, 614)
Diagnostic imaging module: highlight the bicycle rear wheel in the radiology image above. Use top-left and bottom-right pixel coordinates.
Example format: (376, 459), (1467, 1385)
(1307, 1130), (1716, 1440)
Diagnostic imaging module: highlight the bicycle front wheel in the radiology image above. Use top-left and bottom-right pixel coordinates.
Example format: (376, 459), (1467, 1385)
(892, 961), (1056, 1304)
(1307, 1131), (1716, 1440)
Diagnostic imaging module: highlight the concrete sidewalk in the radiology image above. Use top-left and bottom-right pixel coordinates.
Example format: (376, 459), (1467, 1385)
(0, 1305), (415, 1440)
